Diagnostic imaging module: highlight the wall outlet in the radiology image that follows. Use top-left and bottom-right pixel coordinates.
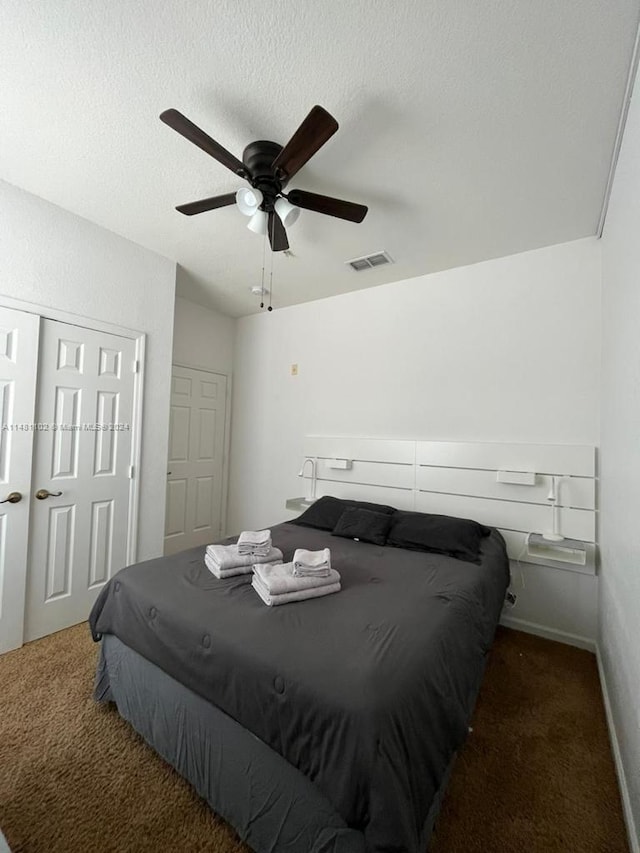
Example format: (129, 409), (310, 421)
(290, 363), (298, 376)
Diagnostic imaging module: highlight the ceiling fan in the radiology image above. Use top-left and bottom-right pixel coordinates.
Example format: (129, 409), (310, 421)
(159, 105), (368, 252)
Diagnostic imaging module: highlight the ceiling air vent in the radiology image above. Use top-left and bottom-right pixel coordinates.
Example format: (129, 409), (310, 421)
(346, 250), (394, 271)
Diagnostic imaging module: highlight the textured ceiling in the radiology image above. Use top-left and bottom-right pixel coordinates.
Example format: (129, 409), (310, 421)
(1, 0), (638, 317)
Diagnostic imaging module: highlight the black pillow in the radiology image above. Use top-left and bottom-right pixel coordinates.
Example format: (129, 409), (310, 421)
(331, 507), (393, 546)
(291, 495), (396, 531)
(386, 510), (491, 562)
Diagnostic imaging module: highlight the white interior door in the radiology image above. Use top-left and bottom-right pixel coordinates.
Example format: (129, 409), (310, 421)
(0, 307), (40, 654)
(164, 366), (227, 555)
(24, 319), (136, 642)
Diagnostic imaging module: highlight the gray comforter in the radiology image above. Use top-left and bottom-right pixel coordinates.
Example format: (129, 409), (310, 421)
(89, 523), (509, 853)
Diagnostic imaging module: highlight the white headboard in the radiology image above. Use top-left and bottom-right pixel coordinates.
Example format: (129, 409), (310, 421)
(300, 436), (597, 570)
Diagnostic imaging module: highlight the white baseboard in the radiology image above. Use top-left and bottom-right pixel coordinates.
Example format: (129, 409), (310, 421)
(596, 648), (639, 853)
(500, 615), (596, 652)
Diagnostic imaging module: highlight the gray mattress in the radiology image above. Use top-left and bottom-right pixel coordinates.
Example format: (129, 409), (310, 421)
(90, 522), (509, 852)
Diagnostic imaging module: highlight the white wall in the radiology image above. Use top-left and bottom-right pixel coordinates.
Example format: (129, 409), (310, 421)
(599, 72), (640, 843)
(172, 296), (235, 375)
(228, 237), (602, 640)
(0, 179), (176, 561)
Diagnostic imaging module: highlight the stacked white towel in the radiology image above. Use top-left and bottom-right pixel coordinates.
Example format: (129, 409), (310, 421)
(237, 529), (272, 557)
(292, 547), (331, 577)
(205, 543), (283, 579)
(252, 561), (341, 607)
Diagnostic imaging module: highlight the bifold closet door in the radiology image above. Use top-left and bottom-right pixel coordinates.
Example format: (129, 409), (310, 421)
(0, 307), (40, 654)
(24, 319), (136, 643)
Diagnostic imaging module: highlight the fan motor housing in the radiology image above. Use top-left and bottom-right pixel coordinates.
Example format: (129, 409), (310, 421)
(242, 141), (287, 209)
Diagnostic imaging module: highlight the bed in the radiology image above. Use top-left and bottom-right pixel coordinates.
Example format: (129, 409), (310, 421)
(90, 511), (509, 853)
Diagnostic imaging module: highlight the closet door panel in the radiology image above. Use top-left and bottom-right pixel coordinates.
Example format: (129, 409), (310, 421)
(24, 319), (136, 642)
(0, 307), (40, 654)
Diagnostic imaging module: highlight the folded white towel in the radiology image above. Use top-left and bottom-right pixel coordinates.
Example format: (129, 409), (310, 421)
(204, 553), (252, 579)
(252, 575), (341, 607)
(292, 547), (331, 577)
(293, 566), (330, 577)
(253, 561), (341, 596)
(238, 544), (272, 557)
(205, 543), (283, 573)
(238, 529), (271, 546)
(237, 529), (272, 555)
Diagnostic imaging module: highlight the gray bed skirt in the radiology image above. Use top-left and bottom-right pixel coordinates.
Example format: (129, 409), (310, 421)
(95, 634), (453, 853)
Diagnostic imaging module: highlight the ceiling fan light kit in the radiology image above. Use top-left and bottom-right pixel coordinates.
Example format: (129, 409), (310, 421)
(160, 104), (369, 253)
(247, 209), (268, 235)
(274, 196), (300, 228)
(236, 187), (263, 216)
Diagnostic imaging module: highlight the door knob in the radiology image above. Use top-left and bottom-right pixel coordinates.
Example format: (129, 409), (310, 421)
(35, 489), (63, 500)
(0, 491), (22, 504)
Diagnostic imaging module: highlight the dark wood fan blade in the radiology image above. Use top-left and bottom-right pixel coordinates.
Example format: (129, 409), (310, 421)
(160, 109), (246, 176)
(271, 106), (338, 180)
(287, 189), (368, 223)
(268, 211), (289, 252)
(175, 192), (237, 216)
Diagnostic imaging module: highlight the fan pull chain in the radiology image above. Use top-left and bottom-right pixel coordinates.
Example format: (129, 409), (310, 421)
(260, 230), (267, 308)
(268, 235), (274, 312)
(267, 214), (275, 311)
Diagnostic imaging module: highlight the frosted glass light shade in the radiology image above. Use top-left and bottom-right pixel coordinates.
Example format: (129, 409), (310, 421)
(274, 197), (301, 227)
(247, 209), (268, 235)
(236, 187), (263, 216)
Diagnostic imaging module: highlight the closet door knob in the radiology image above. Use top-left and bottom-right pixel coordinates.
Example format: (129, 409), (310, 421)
(0, 491), (22, 504)
(35, 489), (63, 500)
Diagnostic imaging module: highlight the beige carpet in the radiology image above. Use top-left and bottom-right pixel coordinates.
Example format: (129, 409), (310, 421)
(0, 624), (629, 853)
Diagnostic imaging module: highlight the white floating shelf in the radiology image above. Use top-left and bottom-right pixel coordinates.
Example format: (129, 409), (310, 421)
(496, 470), (536, 486)
(285, 497), (316, 512)
(525, 533), (595, 575)
(327, 458), (352, 470)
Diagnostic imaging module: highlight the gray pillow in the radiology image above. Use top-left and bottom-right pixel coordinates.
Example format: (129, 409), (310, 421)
(331, 507), (393, 546)
(387, 510), (491, 562)
(291, 495), (395, 531)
